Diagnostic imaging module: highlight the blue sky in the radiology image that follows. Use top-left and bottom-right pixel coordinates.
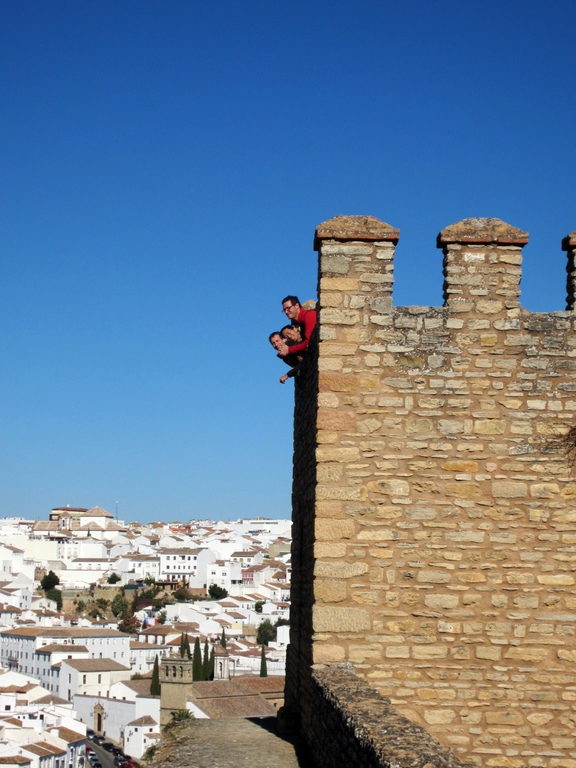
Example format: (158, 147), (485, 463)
(1, 1), (575, 522)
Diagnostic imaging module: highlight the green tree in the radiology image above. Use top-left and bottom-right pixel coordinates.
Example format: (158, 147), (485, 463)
(257, 619), (276, 646)
(111, 593), (128, 618)
(179, 633), (191, 659)
(202, 640), (210, 681)
(45, 587), (62, 611)
(208, 584), (228, 600)
(192, 637), (203, 681)
(75, 599), (86, 613)
(41, 570), (60, 592)
(156, 610), (167, 624)
(275, 618), (289, 627)
(150, 655), (161, 696)
(259, 645), (268, 678)
(220, 629), (227, 649)
(142, 744), (157, 762)
(96, 598), (109, 613)
(107, 572), (121, 584)
(254, 600), (264, 613)
(209, 647), (215, 680)
(118, 613), (140, 634)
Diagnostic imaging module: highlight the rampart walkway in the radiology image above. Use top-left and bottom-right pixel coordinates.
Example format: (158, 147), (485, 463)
(153, 716), (313, 768)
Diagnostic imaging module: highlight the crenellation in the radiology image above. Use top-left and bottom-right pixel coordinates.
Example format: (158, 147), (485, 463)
(287, 214), (576, 767)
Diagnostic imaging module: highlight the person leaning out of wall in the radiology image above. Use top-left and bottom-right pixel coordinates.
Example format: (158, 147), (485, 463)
(277, 295), (317, 361)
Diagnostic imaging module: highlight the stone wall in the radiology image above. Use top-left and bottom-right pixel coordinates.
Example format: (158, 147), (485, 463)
(286, 216), (576, 767)
(308, 664), (474, 768)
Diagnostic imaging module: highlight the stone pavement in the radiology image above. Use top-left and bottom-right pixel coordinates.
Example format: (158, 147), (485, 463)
(153, 717), (313, 768)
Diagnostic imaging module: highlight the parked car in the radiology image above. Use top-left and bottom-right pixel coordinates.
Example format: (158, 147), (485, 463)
(102, 743), (115, 752)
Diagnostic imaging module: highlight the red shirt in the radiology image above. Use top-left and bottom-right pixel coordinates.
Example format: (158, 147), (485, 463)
(287, 308), (317, 355)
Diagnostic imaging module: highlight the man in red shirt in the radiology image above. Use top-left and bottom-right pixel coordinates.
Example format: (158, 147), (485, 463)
(276, 295), (317, 359)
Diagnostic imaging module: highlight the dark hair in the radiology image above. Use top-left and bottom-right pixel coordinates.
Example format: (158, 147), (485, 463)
(280, 325), (295, 334)
(281, 295), (300, 306)
(268, 331), (282, 343)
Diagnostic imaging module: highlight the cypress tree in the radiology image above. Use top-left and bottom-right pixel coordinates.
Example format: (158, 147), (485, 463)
(179, 633), (186, 658)
(184, 633), (192, 659)
(220, 628), (227, 649)
(209, 647), (215, 680)
(192, 637), (203, 680)
(202, 640), (210, 681)
(259, 645), (268, 678)
(150, 655), (161, 695)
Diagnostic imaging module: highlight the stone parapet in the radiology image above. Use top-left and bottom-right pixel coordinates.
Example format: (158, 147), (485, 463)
(308, 664), (474, 768)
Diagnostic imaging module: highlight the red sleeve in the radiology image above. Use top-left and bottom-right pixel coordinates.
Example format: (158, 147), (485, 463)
(286, 309), (317, 355)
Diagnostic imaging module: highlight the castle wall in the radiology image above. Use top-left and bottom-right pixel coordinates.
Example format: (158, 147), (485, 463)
(287, 216), (576, 766)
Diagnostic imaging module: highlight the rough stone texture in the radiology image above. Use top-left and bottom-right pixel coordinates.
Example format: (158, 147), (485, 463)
(308, 664), (474, 768)
(153, 717), (309, 768)
(286, 217), (576, 768)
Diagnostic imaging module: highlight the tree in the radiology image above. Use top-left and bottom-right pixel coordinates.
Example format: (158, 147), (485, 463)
(257, 619), (276, 646)
(254, 600), (264, 613)
(259, 645), (268, 678)
(96, 598), (109, 613)
(107, 572), (121, 584)
(208, 584), (228, 600)
(118, 614), (140, 634)
(111, 593), (128, 618)
(75, 600), (86, 613)
(142, 745), (157, 762)
(220, 629), (227, 649)
(45, 588), (62, 611)
(192, 637), (203, 681)
(41, 570), (60, 592)
(150, 655), (161, 696)
(202, 640), (210, 681)
(179, 633), (191, 659)
(209, 647), (215, 680)
(156, 610), (167, 625)
(275, 618), (289, 627)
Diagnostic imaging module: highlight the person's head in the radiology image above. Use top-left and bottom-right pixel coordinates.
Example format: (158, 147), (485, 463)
(281, 324), (301, 343)
(269, 332), (283, 350)
(281, 295), (301, 321)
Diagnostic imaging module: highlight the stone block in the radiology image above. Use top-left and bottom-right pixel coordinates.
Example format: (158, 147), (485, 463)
(492, 480), (528, 497)
(315, 561), (368, 578)
(313, 605), (371, 632)
(315, 519), (355, 540)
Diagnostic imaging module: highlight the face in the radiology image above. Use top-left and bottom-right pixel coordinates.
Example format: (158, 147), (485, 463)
(282, 301), (300, 321)
(282, 327), (300, 343)
(269, 334), (283, 350)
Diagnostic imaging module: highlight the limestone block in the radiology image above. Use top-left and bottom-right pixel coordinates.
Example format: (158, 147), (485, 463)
(320, 277), (360, 291)
(424, 594), (459, 609)
(492, 480), (528, 497)
(503, 646), (549, 662)
(412, 645), (449, 659)
(315, 519), (355, 541)
(315, 561), (368, 578)
(312, 644), (346, 663)
(315, 578), (347, 602)
(315, 542), (347, 558)
(423, 709), (456, 725)
(313, 605), (371, 632)
(537, 574), (575, 586)
(474, 419), (506, 434)
(321, 308), (361, 325)
(316, 445), (360, 461)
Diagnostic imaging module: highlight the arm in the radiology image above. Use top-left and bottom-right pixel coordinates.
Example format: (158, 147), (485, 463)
(279, 309), (317, 356)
